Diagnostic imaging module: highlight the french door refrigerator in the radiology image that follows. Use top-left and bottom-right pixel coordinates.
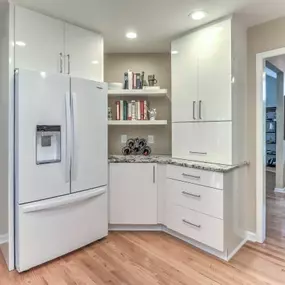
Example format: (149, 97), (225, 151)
(15, 69), (108, 272)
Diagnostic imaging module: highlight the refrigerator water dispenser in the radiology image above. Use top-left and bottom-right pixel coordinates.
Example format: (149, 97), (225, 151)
(36, 125), (61, 164)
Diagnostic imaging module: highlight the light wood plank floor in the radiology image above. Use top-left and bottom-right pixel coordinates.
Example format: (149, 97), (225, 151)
(1, 173), (285, 285)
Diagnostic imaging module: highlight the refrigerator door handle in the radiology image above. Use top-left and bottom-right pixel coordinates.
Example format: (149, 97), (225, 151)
(71, 92), (78, 181)
(21, 187), (106, 213)
(65, 92), (72, 183)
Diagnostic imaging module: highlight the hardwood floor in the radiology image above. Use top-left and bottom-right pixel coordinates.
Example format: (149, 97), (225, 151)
(1, 174), (285, 285)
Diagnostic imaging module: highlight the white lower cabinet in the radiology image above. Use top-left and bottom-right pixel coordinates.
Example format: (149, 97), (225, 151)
(166, 179), (223, 219)
(165, 204), (224, 251)
(108, 163), (246, 261)
(109, 163), (158, 225)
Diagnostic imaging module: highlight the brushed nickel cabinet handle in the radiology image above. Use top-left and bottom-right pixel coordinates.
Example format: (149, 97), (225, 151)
(67, 54), (71, 74)
(182, 173), (200, 179)
(153, 165), (156, 184)
(182, 191), (201, 198)
(189, 151), (207, 155)
(199, 100), (202, 119)
(193, 101), (196, 120)
(182, 219), (201, 228)
(59, 53), (63, 73)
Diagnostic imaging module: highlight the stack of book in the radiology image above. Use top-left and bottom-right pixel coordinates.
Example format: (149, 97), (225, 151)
(115, 100), (148, 120)
(124, 70), (144, 90)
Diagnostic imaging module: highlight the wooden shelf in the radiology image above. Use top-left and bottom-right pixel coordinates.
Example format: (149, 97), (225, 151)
(108, 120), (167, 126)
(108, 89), (167, 97)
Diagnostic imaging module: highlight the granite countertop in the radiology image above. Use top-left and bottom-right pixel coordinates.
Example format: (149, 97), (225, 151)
(108, 155), (249, 173)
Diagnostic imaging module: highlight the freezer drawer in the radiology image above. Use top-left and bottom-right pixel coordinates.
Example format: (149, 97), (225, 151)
(16, 187), (108, 272)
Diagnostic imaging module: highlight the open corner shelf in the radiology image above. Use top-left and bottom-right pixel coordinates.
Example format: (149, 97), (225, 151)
(108, 120), (167, 126)
(108, 89), (167, 97)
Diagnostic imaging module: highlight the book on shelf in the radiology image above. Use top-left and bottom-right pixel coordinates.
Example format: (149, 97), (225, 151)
(124, 70), (142, 90)
(115, 100), (148, 121)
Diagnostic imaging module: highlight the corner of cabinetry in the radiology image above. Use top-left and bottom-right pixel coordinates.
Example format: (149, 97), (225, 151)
(223, 167), (247, 256)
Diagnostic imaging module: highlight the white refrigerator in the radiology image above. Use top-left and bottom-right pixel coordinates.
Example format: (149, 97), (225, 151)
(14, 69), (108, 272)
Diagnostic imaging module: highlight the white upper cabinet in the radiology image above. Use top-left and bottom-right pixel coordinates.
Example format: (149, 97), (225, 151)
(171, 33), (198, 122)
(171, 18), (233, 122)
(65, 23), (103, 81)
(197, 20), (232, 121)
(14, 6), (103, 80)
(15, 6), (64, 74)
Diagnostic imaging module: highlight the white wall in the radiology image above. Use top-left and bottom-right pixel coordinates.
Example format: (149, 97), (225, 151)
(0, 2), (10, 237)
(0, 1), (14, 270)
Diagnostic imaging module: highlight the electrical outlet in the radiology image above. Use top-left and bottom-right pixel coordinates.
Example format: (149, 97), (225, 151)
(148, 135), (154, 144)
(121, 135), (127, 144)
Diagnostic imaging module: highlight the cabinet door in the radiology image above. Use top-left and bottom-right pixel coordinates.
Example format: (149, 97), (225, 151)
(109, 163), (158, 225)
(65, 23), (103, 81)
(197, 19), (232, 121)
(172, 122), (232, 164)
(171, 33), (198, 122)
(15, 6), (64, 73)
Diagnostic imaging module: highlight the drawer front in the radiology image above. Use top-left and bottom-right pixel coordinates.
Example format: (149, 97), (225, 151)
(166, 204), (224, 251)
(172, 122), (232, 165)
(16, 187), (108, 272)
(166, 165), (223, 189)
(167, 179), (223, 219)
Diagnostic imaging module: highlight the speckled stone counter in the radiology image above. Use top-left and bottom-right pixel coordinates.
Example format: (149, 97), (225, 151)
(108, 155), (249, 173)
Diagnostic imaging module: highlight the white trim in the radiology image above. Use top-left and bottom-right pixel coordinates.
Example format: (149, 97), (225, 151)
(274, 187), (285, 193)
(227, 238), (247, 261)
(108, 224), (163, 231)
(0, 234), (8, 245)
(246, 231), (257, 242)
(256, 47), (285, 244)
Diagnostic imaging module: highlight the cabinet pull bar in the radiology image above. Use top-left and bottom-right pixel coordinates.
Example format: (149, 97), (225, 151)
(67, 54), (71, 74)
(189, 151), (207, 155)
(59, 53), (63, 73)
(182, 191), (201, 198)
(182, 173), (200, 179)
(182, 219), (201, 228)
(153, 165), (156, 184)
(193, 101), (196, 120)
(199, 100), (202, 119)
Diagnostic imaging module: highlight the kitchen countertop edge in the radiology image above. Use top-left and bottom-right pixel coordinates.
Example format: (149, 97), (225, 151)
(108, 155), (249, 173)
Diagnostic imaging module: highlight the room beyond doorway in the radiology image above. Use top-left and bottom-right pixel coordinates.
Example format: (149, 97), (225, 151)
(256, 48), (285, 243)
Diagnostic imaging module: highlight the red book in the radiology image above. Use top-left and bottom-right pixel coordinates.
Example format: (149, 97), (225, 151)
(140, 100), (144, 120)
(116, 101), (120, 120)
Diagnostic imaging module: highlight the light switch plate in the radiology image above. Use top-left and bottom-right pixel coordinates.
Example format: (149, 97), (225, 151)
(148, 135), (154, 144)
(121, 134), (127, 143)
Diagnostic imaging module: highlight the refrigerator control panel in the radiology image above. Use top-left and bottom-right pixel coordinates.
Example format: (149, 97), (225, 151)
(36, 125), (61, 165)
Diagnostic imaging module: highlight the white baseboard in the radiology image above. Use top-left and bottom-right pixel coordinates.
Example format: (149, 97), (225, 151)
(227, 238), (247, 261)
(0, 234), (8, 245)
(246, 231), (257, 242)
(109, 224), (163, 231)
(274, 187), (285, 193)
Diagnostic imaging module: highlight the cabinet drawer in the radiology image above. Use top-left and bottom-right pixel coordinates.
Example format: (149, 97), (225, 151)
(166, 205), (224, 251)
(166, 165), (223, 189)
(172, 122), (232, 165)
(166, 179), (223, 219)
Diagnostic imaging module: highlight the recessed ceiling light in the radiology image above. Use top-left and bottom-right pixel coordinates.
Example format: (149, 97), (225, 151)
(126, 32), (137, 39)
(91, 60), (99, 64)
(171, 50), (179, 55)
(190, 10), (207, 20)
(15, 41), (26, 47)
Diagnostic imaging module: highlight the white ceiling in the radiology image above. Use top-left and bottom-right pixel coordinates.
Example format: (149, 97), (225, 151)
(10, 0), (285, 53)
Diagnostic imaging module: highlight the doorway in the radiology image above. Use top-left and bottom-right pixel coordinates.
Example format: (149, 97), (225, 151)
(256, 48), (285, 243)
